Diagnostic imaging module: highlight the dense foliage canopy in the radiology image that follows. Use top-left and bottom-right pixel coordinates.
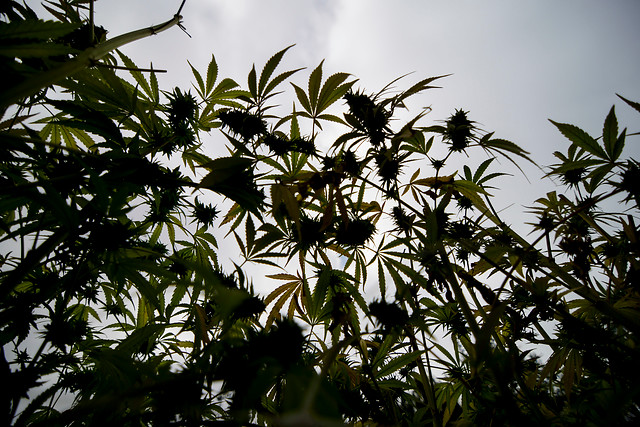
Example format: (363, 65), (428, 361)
(2, 1), (639, 425)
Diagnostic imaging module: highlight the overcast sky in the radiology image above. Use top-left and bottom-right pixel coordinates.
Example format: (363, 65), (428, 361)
(78, 0), (638, 209)
(26, 0), (640, 231)
(23, 0), (640, 360)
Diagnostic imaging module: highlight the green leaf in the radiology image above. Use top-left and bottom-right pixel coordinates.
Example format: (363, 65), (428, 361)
(602, 106), (618, 161)
(200, 156), (253, 179)
(291, 106), (301, 139)
(258, 45), (294, 96)
(117, 324), (165, 355)
(617, 93), (640, 114)
(473, 158), (494, 183)
(310, 268), (331, 320)
(308, 60), (324, 112)
(245, 214), (255, 254)
(477, 172), (509, 186)
(199, 157), (263, 213)
(317, 73), (354, 114)
(547, 158), (602, 176)
(291, 83), (312, 115)
(613, 128), (626, 162)
(340, 273), (368, 312)
(248, 65), (257, 99)
(271, 184), (300, 226)
(167, 284), (187, 318)
(587, 163), (614, 190)
(117, 50), (152, 100)
(481, 137), (533, 164)
(189, 60), (206, 98)
(371, 332), (397, 369)
(267, 283), (298, 326)
(50, 100), (123, 144)
(376, 350), (423, 379)
(316, 114), (346, 125)
(549, 120), (607, 159)
(0, 20), (79, 40)
(393, 74), (449, 105)
(0, 43), (77, 57)
(210, 78), (243, 100)
(150, 66), (159, 103)
(206, 54), (219, 96)
(451, 179), (499, 224)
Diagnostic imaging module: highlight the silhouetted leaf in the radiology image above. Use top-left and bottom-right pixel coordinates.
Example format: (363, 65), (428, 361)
(0, 42), (77, 57)
(617, 93), (640, 113)
(0, 19), (79, 39)
(118, 50), (152, 100)
(602, 106), (618, 161)
(549, 120), (607, 159)
(258, 44), (294, 96)
(376, 351), (423, 379)
(206, 54), (219, 96)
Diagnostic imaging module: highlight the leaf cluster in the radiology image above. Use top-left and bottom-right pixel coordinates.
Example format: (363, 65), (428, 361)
(2, 3), (640, 426)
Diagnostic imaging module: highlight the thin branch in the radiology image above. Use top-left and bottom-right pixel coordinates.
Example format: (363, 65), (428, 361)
(94, 62), (167, 73)
(1, 7), (185, 108)
(89, 0), (95, 44)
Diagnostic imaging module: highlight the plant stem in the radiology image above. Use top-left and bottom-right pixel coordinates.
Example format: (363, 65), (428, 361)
(1, 12), (183, 109)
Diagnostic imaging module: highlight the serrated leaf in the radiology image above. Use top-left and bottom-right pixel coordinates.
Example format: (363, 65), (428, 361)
(377, 259), (386, 299)
(271, 183), (300, 226)
(463, 165), (473, 181)
(150, 66), (159, 103)
(549, 120), (607, 159)
(291, 106), (301, 139)
(200, 156), (253, 178)
(317, 73), (354, 113)
(118, 51), (152, 100)
(0, 20), (79, 40)
(206, 54), (219, 96)
(452, 179), (499, 223)
(316, 114), (346, 125)
(477, 172), (509, 186)
(376, 350), (423, 379)
(117, 324), (165, 355)
(394, 75), (449, 105)
(267, 284), (298, 327)
(484, 138), (533, 162)
(473, 158), (495, 183)
(340, 274), (368, 312)
(308, 60), (324, 112)
(167, 284), (187, 318)
(0, 43), (77, 57)
(413, 173), (455, 187)
(189, 60), (206, 98)
(263, 68), (304, 99)
(292, 83), (312, 114)
(258, 45), (294, 96)
(588, 163), (614, 190)
(613, 129), (626, 162)
(310, 268), (330, 320)
(602, 106), (619, 161)
(199, 157), (263, 213)
(617, 93), (640, 114)
(245, 215), (255, 254)
(50, 100), (123, 144)
(371, 332), (396, 369)
(547, 158), (602, 176)
(248, 65), (257, 99)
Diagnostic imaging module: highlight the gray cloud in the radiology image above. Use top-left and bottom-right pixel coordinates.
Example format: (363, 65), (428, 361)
(28, 0), (640, 218)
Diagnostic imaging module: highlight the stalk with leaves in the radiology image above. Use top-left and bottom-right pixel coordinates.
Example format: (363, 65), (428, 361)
(2, 1), (639, 426)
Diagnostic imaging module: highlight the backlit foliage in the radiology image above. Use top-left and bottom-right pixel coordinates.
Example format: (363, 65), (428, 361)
(1, 1), (639, 426)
